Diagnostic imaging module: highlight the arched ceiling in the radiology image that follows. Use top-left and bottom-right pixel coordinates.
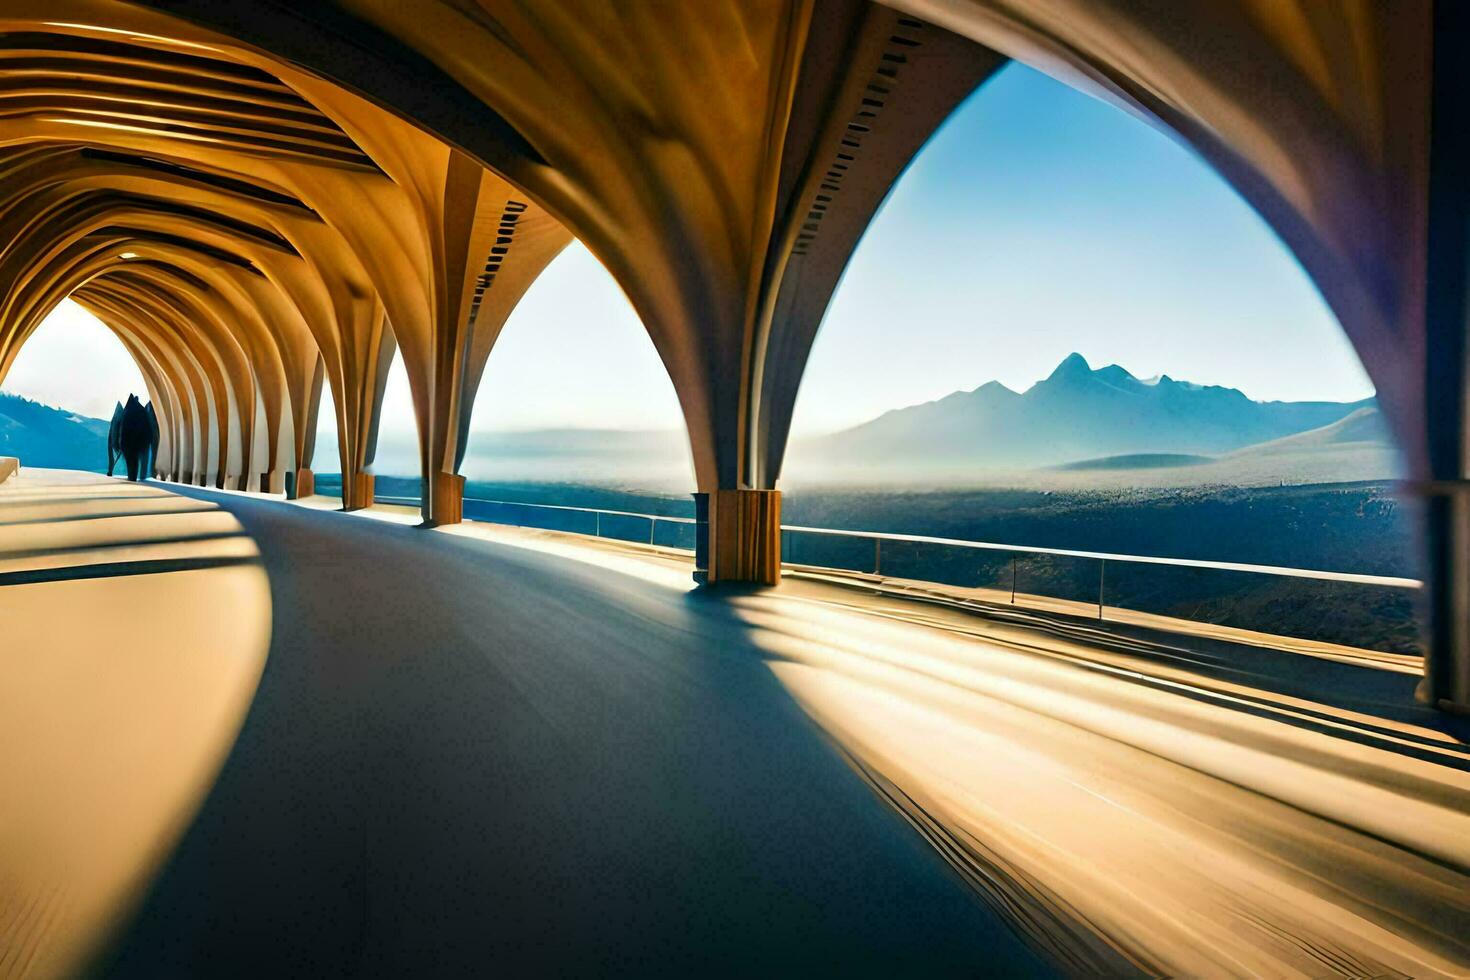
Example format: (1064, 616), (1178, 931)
(118, 1), (1441, 476)
(0, 0), (1447, 510)
(0, 6), (573, 514)
(4, 0), (1467, 781)
(0, 29), (378, 169)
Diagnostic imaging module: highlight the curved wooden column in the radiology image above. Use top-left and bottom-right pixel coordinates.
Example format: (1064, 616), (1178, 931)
(0, 15), (398, 506)
(275, 75), (575, 526)
(335, 312), (395, 511)
(1419, 1), (1470, 713)
(405, 159), (571, 526)
(693, 490), (783, 586)
(294, 2), (998, 581)
(749, 7), (1005, 487)
(297, 0), (816, 570)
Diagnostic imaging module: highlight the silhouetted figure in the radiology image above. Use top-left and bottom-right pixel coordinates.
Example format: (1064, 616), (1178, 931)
(146, 402), (160, 478)
(113, 394), (153, 481)
(105, 401), (124, 476)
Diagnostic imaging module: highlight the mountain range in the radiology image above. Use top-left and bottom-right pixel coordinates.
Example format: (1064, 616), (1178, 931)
(792, 353), (1393, 483)
(1, 354), (1399, 488)
(0, 392), (108, 471)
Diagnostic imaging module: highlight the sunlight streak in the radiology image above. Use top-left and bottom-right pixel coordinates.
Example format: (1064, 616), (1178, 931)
(727, 589), (1470, 976)
(0, 470), (272, 978)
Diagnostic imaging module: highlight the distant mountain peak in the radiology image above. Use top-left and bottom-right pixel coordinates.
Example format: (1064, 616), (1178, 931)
(1047, 352), (1092, 381)
(808, 353), (1382, 475)
(0, 390), (110, 471)
(971, 379), (1019, 399)
(1041, 353), (1148, 397)
(1093, 363), (1141, 387)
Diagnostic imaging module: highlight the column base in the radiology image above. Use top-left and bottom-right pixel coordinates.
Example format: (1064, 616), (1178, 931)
(286, 468), (314, 499)
(342, 472), (375, 511)
(423, 471), (465, 526)
(693, 489), (781, 586)
(1421, 489), (1470, 712)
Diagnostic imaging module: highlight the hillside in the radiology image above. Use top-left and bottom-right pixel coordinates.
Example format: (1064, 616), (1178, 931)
(1056, 453), (1214, 471)
(789, 353), (1387, 485)
(1225, 405), (1389, 455)
(4, 360), (1400, 491)
(0, 391), (109, 470)
(373, 428), (693, 486)
(336, 475), (1421, 652)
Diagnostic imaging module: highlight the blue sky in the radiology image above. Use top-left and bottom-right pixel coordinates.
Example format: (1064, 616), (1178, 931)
(5, 62), (1372, 445)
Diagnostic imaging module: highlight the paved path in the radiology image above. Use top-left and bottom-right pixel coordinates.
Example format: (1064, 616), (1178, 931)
(11, 475), (1465, 978)
(0, 471), (270, 980)
(101, 486), (1056, 978)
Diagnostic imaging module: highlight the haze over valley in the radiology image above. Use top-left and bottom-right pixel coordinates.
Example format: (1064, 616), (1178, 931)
(786, 352), (1397, 488)
(372, 353), (1399, 490)
(9, 350), (1418, 653)
(5, 353), (1399, 492)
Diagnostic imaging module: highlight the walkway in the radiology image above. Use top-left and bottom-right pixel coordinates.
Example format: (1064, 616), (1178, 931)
(4, 471), (1469, 978)
(74, 475), (1053, 978)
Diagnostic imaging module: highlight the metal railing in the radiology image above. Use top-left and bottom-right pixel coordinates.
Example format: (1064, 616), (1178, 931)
(374, 493), (697, 548)
(776, 523), (1420, 623)
(370, 493), (1419, 626)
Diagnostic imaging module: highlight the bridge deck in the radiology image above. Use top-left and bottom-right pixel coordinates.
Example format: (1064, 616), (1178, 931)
(3, 470), (1468, 978)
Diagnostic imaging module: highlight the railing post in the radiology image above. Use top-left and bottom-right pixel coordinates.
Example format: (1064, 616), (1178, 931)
(446, 505), (1417, 658)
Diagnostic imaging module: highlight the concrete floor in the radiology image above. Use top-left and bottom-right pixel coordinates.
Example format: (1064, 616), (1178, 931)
(94, 480), (1056, 978)
(4, 471), (1468, 978)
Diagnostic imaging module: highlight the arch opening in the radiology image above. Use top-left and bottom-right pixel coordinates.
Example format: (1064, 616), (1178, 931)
(0, 299), (152, 474)
(312, 347), (419, 505)
(455, 241), (696, 543)
(780, 62), (1419, 655)
(0, 3), (1456, 699)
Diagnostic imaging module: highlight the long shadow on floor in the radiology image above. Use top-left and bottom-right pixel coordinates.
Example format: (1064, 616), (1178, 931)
(100, 490), (1060, 979)
(951, 596), (1470, 758)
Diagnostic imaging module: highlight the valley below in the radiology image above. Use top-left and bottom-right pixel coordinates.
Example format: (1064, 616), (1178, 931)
(330, 472), (1424, 655)
(10, 350), (1426, 655)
